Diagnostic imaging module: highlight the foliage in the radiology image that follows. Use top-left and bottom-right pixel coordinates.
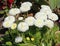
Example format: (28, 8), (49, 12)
(0, 24), (59, 46)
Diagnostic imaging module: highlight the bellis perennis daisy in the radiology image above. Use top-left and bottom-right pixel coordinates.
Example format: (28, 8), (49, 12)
(15, 36), (23, 43)
(20, 2), (32, 12)
(9, 8), (20, 16)
(3, 21), (13, 28)
(45, 20), (54, 28)
(20, 5), (31, 12)
(17, 22), (29, 32)
(4, 16), (15, 23)
(25, 16), (35, 26)
(35, 12), (47, 21)
(48, 13), (58, 21)
(34, 19), (45, 28)
(40, 5), (52, 15)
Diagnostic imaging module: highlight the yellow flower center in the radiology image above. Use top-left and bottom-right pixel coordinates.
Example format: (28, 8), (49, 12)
(5, 22), (10, 26)
(36, 20), (41, 24)
(20, 23), (25, 29)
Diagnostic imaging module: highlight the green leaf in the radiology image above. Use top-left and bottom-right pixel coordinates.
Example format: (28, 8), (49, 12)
(5, 31), (9, 35)
(49, 0), (60, 9)
(6, 41), (12, 46)
(18, 43), (36, 46)
(0, 38), (4, 41)
(0, 11), (4, 14)
(51, 24), (59, 32)
(49, 0), (57, 9)
(34, 32), (41, 39)
(56, 0), (60, 8)
(35, 0), (48, 5)
(35, 0), (39, 3)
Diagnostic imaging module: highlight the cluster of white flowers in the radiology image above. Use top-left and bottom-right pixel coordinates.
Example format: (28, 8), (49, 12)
(3, 4), (58, 32)
(34, 5), (58, 28)
(3, 3), (59, 43)
(9, 2), (32, 16)
(3, 16), (17, 29)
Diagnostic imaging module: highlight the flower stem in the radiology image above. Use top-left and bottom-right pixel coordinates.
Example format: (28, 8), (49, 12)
(8, 29), (13, 41)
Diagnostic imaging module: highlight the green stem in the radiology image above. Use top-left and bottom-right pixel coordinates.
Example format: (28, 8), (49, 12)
(8, 29), (13, 41)
(16, 29), (20, 36)
(27, 12), (28, 17)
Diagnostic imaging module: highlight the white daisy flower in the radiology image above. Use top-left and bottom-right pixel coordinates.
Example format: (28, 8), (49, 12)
(18, 22), (29, 32)
(9, 8), (20, 16)
(4, 16), (15, 23)
(40, 5), (52, 15)
(20, 5), (31, 12)
(48, 13), (58, 21)
(15, 36), (23, 43)
(25, 16), (35, 26)
(18, 17), (23, 20)
(34, 19), (45, 28)
(45, 20), (54, 28)
(11, 23), (17, 29)
(21, 2), (32, 7)
(3, 21), (13, 28)
(35, 12), (47, 21)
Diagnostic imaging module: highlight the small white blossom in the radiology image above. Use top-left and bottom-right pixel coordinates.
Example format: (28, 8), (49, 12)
(4, 16), (15, 23)
(45, 20), (54, 28)
(9, 8), (20, 16)
(18, 17), (23, 20)
(40, 5), (52, 15)
(35, 12), (47, 21)
(3, 21), (13, 28)
(34, 19), (45, 28)
(20, 5), (31, 12)
(48, 13), (58, 21)
(15, 36), (23, 43)
(18, 22), (29, 32)
(25, 16), (35, 26)
(20, 2), (32, 12)
(21, 2), (32, 7)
